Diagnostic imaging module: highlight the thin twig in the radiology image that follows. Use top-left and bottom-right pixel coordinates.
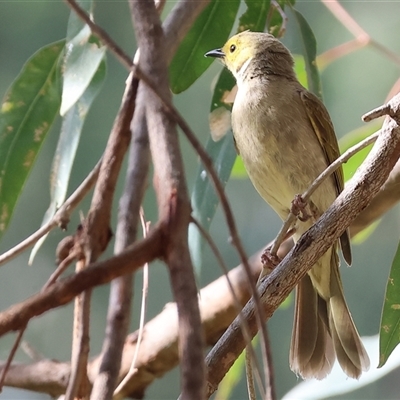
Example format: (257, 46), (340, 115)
(65, 260), (91, 400)
(0, 158), (101, 267)
(190, 217), (265, 395)
(319, 0), (400, 68)
(113, 210), (150, 399)
(41, 252), (77, 291)
(0, 325), (27, 393)
(63, 0), (132, 70)
(269, 129), (380, 256)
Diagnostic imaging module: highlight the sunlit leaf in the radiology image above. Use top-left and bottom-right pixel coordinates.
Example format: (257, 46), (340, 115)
(29, 60), (106, 263)
(231, 156), (247, 179)
(293, 54), (308, 89)
(379, 241), (400, 367)
(60, 26), (106, 116)
(169, 0), (240, 94)
(29, 0), (105, 262)
(0, 40), (64, 239)
(339, 122), (379, 182)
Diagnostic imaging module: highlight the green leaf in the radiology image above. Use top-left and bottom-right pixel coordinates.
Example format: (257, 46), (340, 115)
(0, 40), (64, 238)
(169, 0), (240, 94)
(238, 0), (271, 33)
(189, 134), (237, 270)
(291, 8), (321, 98)
(60, 27), (106, 116)
(66, 0), (92, 41)
(267, 0), (295, 37)
(379, 241), (400, 367)
(29, 59), (106, 264)
(231, 156), (247, 179)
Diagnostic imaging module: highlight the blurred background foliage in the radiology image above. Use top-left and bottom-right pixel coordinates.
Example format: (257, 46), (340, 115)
(0, 0), (399, 399)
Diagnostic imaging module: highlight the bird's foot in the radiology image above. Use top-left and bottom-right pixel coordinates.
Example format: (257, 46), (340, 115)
(261, 247), (281, 271)
(291, 194), (311, 222)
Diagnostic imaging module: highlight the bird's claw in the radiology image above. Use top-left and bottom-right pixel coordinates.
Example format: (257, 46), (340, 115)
(291, 194), (311, 222)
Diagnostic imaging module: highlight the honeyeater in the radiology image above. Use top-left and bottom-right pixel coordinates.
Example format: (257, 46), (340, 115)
(206, 31), (370, 379)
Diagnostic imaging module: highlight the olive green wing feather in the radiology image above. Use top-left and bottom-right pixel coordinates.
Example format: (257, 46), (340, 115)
(300, 90), (352, 265)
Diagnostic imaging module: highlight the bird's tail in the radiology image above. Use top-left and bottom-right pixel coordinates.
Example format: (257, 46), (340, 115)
(290, 250), (370, 379)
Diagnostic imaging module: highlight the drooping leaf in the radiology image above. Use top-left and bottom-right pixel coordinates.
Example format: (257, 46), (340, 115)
(66, 0), (92, 41)
(189, 134), (237, 269)
(267, 0), (295, 37)
(29, 59), (106, 263)
(0, 40), (65, 239)
(29, 0), (106, 262)
(238, 0), (271, 33)
(169, 0), (240, 94)
(291, 8), (321, 98)
(379, 241), (400, 367)
(60, 26), (106, 116)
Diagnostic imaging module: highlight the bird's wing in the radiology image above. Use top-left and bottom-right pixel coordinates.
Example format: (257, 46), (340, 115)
(300, 90), (352, 265)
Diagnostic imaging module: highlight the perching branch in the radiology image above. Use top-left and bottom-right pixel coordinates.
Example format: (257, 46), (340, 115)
(205, 94), (400, 397)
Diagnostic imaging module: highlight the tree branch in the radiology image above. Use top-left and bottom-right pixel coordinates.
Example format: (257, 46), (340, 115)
(205, 94), (400, 397)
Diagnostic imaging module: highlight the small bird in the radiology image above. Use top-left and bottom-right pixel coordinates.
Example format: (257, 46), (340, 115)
(206, 31), (370, 379)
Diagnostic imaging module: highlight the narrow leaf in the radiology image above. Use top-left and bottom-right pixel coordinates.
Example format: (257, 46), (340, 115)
(29, 59), (106, 263)
(238, 0), (271, 32)
(169, 0), (240, 94)
(292, 8), (321, 98)
(60, 26), (106, 116)
(379, 241), (400, 367)
(0, 41), (64, 238)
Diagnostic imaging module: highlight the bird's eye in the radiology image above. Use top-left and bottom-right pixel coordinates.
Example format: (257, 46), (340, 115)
(230, 44), (236, 53)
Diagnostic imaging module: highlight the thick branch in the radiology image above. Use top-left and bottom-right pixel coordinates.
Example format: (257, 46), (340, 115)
(130, 1), (205, 399)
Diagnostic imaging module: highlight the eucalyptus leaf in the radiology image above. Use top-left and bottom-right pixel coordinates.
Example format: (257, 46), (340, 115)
(379, 242), (400, 367)
(291, 8), (321, 98)
(0, 40), (65, 239)
(169, 0), (240, 94)
(60, 26), (106, 116)
(29, 60), (106, 263)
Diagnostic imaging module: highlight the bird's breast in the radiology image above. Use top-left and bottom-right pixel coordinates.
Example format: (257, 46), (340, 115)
(231, 83), (335, 221)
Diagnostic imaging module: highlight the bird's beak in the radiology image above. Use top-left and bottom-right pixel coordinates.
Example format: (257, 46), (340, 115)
(205, 48), (225, 58)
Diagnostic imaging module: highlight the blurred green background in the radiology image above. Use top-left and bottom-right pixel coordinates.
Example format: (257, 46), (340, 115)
(0, 1), (399, 399)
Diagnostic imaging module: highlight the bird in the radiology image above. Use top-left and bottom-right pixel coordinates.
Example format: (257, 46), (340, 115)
(205, 31), (370, 379)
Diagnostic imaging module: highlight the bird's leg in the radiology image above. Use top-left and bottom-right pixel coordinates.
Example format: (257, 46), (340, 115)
(261, 247), (281, 270)
(260, 227), (296, 281)
(291, 194), (311, 222)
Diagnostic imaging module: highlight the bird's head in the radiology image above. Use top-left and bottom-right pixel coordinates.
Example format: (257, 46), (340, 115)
(205, 31), (295, 81)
